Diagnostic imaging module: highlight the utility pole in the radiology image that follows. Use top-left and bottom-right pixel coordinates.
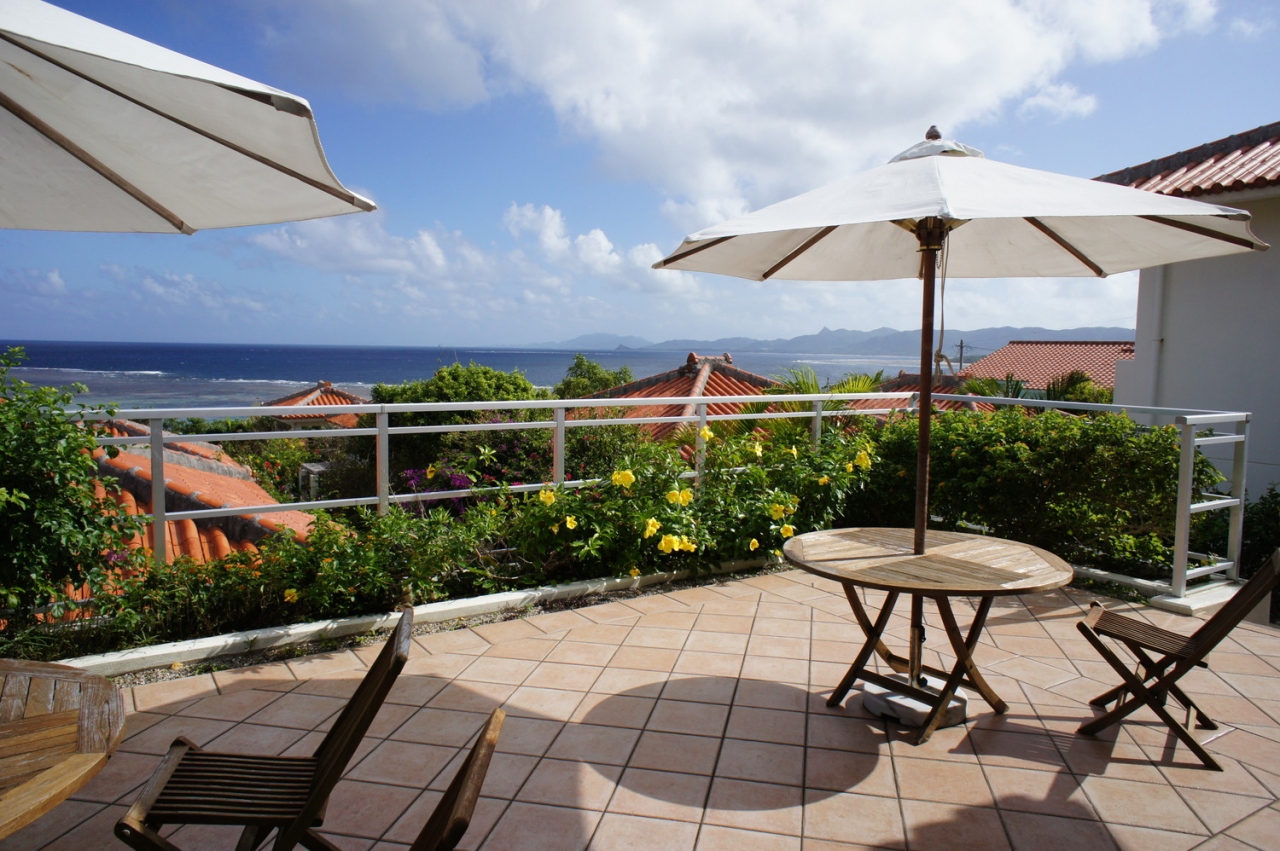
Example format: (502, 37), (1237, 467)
(955, 339), (970, 371)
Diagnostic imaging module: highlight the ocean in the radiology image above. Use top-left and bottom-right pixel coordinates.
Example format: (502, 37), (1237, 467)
(1, 339), (918, 411)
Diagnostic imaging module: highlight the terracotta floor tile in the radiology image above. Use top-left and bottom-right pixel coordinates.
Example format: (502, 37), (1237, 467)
(415, 628), (490, 655)
(683, 630), (750, 655)
(634, 611), (699, 631)
(400, 652), (475, 679)
(589, 666), (668, 698)
(893, 756), (994, 806)
(546, 723), (642, 766)
(717, 738), (805, 785)
(673, 651), (744, 678)
(578, 696), (660, 726)
(428, 681), (517, 714)
(516, 758), (623, 810)
(547, 640), (620, 667)
(623, 626), (689, 649)
(804, 747), (895, 797)
(703, 778), (803, 836)
(746, 635), (809, 659)
(807, 712), (889, 755)
(752, 617), (811, 638)
(988, 655), (1079, 689)
(627, 730), (721, 775)
(887, 722), (977, 763)
(900, 799), (1010, 851)
(459, 655), (539, 685)
(732, 678), (808, 712)
(482, 637), (558, 661)
(1158, 753), (1273, 798)
(690, 597), (758, 615)
(174, 687), (283, 722)
(620, 594), (693, 615)
(661, 673), (738, 704)
(724, 706), (805, 745)
(211, 663), (296, 694)
(587, 812), (698, 850)
(609, 646), (680, 672)
(347, 739), (458, 788)
(383, 675), (448, 709)
(480, 801), (601, 851)
(1103, 823), (1205, 851)
(1056, 735), (1169, 784)
(471, 618), (545, 644)
(428, 750), (538, 799)
(1179, 786), (1273, 834)
(130, 674), (219, 713)
(801, 789), (904, 848)
(523, 609), (596, 634)
(384, 792), (506, 848)
(756, 602), (812, 621)
(693, 614), (754, 634)
(321, 778), (420, 839)
(968, 728), (1068, 771)
(202, 720), (308, 755)
(525, 662), (604, 692)
(607, 767), (710, 822)
(39, 803), (135, 851)
(647, 699), (730, 737)
(285, 649), (366, 680)
(694, 824), (800, 850)
(1000, 810), (1119, 851)
(68, 751), (159, 804)
(1078, 775), (1209, 835)
(0, 798), (105, 850)
(117, 714), (235, 755)
(391, 707), (488, 747)
(504, 685), (586, 720)
(740, 654), (809, 684)
(1225, 803), (1280, 848)
(578, 602), (647, 624)
(983, 765), (1098, 820)
(491, 715), (564, 756)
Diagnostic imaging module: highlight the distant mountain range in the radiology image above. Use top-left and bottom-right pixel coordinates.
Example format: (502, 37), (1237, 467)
(529, 326), (1135, 359)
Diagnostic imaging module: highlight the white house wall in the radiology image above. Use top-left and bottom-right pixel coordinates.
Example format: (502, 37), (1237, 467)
(1115, 191), (1280, 494)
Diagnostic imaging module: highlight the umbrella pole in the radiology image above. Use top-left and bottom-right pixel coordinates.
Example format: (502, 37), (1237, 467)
(914, 219), (946, 554)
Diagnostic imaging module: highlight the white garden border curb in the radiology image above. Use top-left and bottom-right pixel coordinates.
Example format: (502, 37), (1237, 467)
(61, 559), (768, 677)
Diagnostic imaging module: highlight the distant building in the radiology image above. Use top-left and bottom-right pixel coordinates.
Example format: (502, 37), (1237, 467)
(1101, 120), (1280, 489)
(92, 419), (311, 566)
(263, 380), (368, 429)
(585, 353), (778, 439)
(961, 340), (1134, 392)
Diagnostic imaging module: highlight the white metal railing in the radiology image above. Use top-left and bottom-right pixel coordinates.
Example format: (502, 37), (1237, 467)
(80, 392), (1250, 601)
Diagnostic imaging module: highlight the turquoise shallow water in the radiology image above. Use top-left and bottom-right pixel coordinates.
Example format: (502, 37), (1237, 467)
(2, 339), (917, 409)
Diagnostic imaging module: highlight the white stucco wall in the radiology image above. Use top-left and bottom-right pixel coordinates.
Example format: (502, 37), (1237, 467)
(1115, 189), (1280, 494)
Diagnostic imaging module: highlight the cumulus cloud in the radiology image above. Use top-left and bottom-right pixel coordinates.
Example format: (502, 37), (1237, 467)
(254, 0), (1220, 222)
(0, 268), (69, 298)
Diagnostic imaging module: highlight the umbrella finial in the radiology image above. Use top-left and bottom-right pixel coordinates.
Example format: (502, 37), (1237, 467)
(925, 126), (942, 141)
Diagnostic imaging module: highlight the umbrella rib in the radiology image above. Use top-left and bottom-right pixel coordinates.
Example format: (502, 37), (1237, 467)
(0, 88), (193, 234)
(1140, 216), (1262, 251)
(653, 236), (735, 268)
(0, 33), (375, 213)
(1025, 218), (1105, 277)
(762, 226), (837, 280)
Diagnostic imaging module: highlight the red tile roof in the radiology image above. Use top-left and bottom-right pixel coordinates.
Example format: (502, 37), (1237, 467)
(960, 341), (1133, 389)
(853, 373), (996, 413)
(1096, 120), (1280, 197)
(263, 380), (369, 429)
(585, 353), (778, 439)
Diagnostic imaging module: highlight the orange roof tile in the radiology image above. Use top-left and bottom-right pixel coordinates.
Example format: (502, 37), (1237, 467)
(1096, 120), (1280, 197)
(264, 380), (368, 429)
(960, 341), (1133, 389)
(586, 353), (778, 439)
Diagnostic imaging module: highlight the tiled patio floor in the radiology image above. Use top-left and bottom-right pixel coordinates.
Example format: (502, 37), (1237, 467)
(8, 570), (1280, 850)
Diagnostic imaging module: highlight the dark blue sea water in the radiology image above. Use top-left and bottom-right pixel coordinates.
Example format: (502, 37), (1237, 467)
(1, 339), (917, 410)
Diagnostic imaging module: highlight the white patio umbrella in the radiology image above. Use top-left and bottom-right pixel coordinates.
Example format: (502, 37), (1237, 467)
(655, 127), (1268, 554)
(0, 0), (374, 233)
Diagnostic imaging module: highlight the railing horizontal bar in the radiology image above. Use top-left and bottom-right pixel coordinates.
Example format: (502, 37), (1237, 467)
(1193, 434), (1247, 446)
(389, 420), (552, 436)
(1185, 563), (1234, 580)
(97, 428), (380, 446)
(165, 496), (379, 521)
(1175, 412), (1253, 425)
(1189, 497), (1241, 514)
(933, 394), (1248, 420)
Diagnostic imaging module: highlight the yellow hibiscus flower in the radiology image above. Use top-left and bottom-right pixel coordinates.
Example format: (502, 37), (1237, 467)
(283, 588), (298, 603)
(550, 523), (560, 533)
(752, 442), (763, 458)
(749, 538), (760, 551)
(780, 524), (795, 538)
(678, 488), (693, 506)
(679, 535), (696, 552)
(699, 425), (715, 441)
(818, 475), (830, 485)
(565, 515), (578, 530)
(539, 489), (556, 506)
(855, 449), (872, 470)
(846, 461), (854, 473)
(425, 464), (437, 479)
(768, 503), (787, 520)
(629, 567), (641, 578)
(611, 469), (636, 488)
(643, 517), (661, 538)
(657, 534), (678, 554)
(666, 489), (681, 504)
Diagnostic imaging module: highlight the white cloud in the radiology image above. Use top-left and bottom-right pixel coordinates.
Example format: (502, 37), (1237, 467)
(1018, 83), (1099, 121)
(255, 0), (1221, 221)
(1228, 15), (1274, 40)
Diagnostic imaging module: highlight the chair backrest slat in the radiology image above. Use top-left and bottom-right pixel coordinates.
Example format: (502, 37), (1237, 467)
(1190, 549), (1280, 655)
(411, 708), (505, 851)
(273, 607), (413, 851)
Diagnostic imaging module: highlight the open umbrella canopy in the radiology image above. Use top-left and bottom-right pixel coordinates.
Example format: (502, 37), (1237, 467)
(0, 0), (374, 234)
(655, 129), (1268, 554)
(656, 135), (1265, 282)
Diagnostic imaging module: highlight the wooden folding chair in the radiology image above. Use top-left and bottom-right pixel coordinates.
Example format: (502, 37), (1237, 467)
(116, 607), (414, 851)
(409, 707), (504, 851)
(1076, 551), (1280, 770)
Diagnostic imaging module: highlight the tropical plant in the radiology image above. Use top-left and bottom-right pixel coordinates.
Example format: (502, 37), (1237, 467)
(959, 373), (1026, 399)
(1044, 370), (1113, 405)
(553, 353), (633, 399)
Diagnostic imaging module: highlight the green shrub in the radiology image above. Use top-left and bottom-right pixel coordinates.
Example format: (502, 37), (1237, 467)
(554, 353), (633, 399)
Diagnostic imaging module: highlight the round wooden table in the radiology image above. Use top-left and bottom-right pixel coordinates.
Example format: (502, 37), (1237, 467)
(784, 527), (1073, 744)
(0, 659), (126, 839)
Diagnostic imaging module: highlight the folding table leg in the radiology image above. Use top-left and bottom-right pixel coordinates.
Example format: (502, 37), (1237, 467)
(828, 588), (900, 707)
(842, 583), (908, 674)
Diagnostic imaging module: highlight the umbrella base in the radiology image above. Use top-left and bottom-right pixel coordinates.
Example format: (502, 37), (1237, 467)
(863, 673), (968, 729)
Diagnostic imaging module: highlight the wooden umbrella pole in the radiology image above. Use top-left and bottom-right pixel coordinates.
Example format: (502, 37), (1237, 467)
(914, 218), (946, 554)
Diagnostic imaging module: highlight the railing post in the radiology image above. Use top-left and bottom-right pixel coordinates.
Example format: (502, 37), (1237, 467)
(1171, 419), (1196, 598)
(149, 418), (167, 569)
(554, 407), (566, 484)
(376, 410), (390, 515)
(695, 403), (708, 484)
(1227, 416), (1249, 582)
(811, 400), (823, 449)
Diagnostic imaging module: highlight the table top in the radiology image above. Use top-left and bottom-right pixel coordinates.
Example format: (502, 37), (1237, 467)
(0, 658), (126, 839)
(783, 527), (1074, 596)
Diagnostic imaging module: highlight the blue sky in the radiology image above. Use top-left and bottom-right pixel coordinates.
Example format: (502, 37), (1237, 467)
(1, 0), (1276, 347)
